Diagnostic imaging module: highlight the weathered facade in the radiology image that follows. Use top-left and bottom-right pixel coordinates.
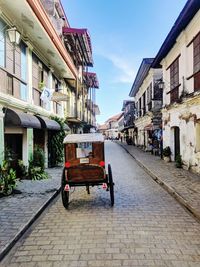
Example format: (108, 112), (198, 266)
(129, 59), (163, 150)
(152, 0), (200, 173)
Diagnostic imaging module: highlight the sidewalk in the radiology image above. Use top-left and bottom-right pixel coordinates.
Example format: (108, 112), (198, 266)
(0, 167), (62, 261)
(117, 141), (200, 222)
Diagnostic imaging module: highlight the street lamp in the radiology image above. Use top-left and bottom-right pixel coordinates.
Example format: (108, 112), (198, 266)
(6, 27), (21, 46)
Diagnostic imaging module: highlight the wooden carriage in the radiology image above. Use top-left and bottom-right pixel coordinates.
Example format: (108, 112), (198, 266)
(61, 133), (114, 208)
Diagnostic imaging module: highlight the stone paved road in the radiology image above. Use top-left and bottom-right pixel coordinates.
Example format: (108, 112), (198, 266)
(2, 141), (200, 267)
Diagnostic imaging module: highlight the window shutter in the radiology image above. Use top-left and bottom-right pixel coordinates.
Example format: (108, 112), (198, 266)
(32, 56), (39, 89)
(14, 45), (21, 77)
(6, 35), (14, 73)
(194, 33), (200, 91)
(13, 78), (20, 98)
(43, 69), (48, 87)
(0, 69), (7, 93)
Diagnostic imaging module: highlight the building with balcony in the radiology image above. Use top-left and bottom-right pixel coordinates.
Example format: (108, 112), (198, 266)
(129, 58), (163, 149)
(121, 100), (135, 142)
(152, 0), (200, 172)
(0, 0), (100, 169)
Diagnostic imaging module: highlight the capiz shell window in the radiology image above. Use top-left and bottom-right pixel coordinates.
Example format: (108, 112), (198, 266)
(0, 20), (5, 67)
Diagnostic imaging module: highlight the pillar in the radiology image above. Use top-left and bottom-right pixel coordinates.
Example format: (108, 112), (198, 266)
(0, 106), (4, 164)
(27, 128), (33, 162)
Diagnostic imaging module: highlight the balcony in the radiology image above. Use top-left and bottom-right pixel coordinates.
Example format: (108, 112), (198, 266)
(40, 0), (64, 37)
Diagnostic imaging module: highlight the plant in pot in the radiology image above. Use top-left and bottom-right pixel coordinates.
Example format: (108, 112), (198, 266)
(163, 146), (171, 162)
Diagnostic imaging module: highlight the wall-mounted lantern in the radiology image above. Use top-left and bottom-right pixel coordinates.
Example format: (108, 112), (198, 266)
(7, 27), (21, 46)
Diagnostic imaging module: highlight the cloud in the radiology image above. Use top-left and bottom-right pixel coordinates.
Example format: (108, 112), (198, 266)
(95, 49), (135, 84)
(106, 54), (135, 84)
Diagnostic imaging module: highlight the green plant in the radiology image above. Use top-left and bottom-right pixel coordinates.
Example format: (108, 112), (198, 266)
(49, 117), (66, 166)
(28, 146), (48, 180)
(38, 81), (45, 90)
(28, 166), (48, 180)
(32, 146), (45, 171)
(0, 160), (17, 196)
(18, 160), (28, 178)
(163, 146), (171, 157)
(175, 154), (183, 168)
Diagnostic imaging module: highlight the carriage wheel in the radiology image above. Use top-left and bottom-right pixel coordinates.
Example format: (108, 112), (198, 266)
(108, 164), (114, 206)
(61, 168), (69, 209)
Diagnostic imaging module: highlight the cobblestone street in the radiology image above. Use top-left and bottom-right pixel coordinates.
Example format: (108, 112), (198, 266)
(2, 141), (200, 267)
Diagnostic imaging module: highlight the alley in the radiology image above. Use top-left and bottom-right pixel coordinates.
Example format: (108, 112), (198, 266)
(2, 141), (200, 267)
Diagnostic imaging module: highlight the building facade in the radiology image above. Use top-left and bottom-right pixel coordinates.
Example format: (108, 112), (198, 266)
(152, 0), (200, 172)
(121, 100), (135, 143)
(129, 59), (163, 150)
(0, 0), (100, 169)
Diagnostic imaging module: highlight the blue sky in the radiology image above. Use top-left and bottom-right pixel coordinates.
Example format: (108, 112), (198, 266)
(63, 0), (187, 125)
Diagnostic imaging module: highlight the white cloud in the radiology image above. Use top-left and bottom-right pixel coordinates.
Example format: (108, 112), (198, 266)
(96, 51), (135, 84)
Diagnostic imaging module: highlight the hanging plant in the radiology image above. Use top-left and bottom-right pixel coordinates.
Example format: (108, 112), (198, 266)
(38, 81), (45, 90)
(49, 117), (66, 166)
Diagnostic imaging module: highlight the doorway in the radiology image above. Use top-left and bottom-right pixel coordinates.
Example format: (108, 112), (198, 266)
(174, 126), (180, 158)
(5, 134), (22, 176)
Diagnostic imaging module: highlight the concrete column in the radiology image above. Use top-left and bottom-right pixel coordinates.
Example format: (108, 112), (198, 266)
(27, 128), (33, 162)
(0, 106), (5, 165)
(22, 128), (33, 165)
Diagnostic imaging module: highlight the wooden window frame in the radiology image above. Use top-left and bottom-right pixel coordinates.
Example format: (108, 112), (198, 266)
(193, 32), (200, 91)
(169, 57), (179, 103)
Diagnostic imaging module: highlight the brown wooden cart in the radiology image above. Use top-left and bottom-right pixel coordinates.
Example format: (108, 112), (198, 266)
(61, 133), (114, 209)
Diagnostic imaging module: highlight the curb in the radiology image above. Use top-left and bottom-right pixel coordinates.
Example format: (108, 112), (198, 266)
(117, 142), (200, 222)
(0, 187), (61, 262)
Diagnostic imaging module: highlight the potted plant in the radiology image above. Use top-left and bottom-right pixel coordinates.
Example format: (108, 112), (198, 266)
(163, 146), (171, 162)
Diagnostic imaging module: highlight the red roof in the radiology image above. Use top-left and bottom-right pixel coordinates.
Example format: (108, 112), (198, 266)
(84, 72), (99, 88)
(106, 112), (123, 123)
(98, 124), (108, 130)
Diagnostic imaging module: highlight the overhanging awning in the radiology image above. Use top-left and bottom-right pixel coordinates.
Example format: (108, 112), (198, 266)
(35, 116), (60, 130)
(63, 123), (70, 131)
(63, 27), (93, 67)
(5, 109), (41, 129)
(83, 72), (99, 88)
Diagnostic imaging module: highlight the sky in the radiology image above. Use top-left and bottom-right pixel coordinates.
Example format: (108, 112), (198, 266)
(62, 0), (187, 125)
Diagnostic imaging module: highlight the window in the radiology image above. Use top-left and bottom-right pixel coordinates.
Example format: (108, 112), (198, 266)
(20, 83), (27, 101)
(76, 143), (93, 159)
(21, 43), (26, 81)
(143, 92), (146, 115)
(7, 74), (13, 95)
(194, 33), (200, 91)
(0, 20), (5, 67)
(196, 121), (200, 152)
(170, 58), (179, 103)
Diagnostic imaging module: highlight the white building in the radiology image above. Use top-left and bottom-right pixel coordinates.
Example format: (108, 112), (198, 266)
(129, 59), (163, 150)
(152, 0), (200, 173)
